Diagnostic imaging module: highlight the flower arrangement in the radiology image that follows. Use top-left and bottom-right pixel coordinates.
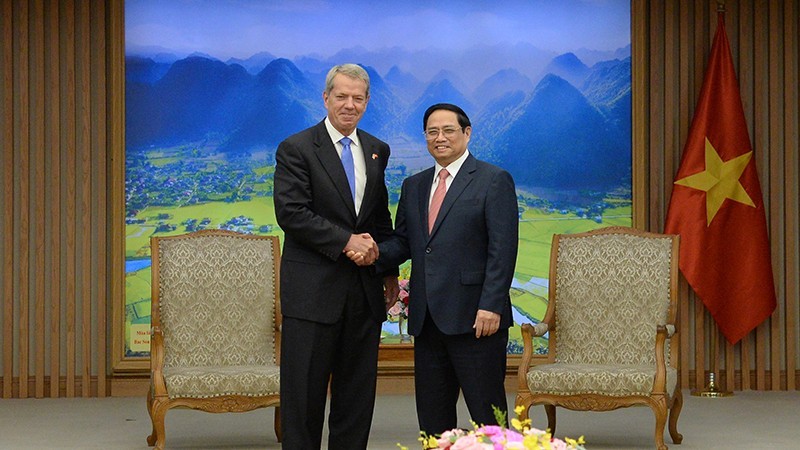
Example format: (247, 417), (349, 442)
(400, 406), (586, 450)
(388, 278), (410, 320)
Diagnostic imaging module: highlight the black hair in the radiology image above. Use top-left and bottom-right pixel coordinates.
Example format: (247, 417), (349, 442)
(422, 103), (471, 130)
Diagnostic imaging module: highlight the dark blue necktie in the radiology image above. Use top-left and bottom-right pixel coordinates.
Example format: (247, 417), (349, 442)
(340, 137), (356, 202)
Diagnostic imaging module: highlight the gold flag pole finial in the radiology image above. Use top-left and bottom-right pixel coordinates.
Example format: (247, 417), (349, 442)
(716, 0), (726, 12)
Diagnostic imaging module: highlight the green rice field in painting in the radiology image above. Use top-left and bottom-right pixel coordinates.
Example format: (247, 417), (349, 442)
(124, 147), (631, 356)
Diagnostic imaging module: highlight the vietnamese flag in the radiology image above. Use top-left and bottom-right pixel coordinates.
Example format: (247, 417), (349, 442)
(664, 12), (776, 344)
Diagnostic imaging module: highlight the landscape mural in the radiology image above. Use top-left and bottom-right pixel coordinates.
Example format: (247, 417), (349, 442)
(124, 0), (632, 357)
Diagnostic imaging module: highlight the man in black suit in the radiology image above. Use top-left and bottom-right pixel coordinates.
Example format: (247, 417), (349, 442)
(374, 103), (519, 435)
(273, 63), (397, 449)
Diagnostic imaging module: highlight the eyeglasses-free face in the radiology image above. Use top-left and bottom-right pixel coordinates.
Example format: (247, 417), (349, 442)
(323, 73), (369, 136)
(424, 110), (470, 167)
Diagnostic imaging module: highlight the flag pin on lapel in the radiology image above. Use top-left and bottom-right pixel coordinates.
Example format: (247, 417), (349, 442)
(372, 153), (378, 160)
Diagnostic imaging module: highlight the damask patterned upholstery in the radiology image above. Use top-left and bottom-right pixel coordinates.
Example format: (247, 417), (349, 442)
(157, 234), (279, 397)
(146, 230), (282, 450)
(516, 227), (683, 450)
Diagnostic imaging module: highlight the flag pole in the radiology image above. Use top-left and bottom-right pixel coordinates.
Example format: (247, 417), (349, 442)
(692, 318), (732, 397)
(690, 0), (734, 399)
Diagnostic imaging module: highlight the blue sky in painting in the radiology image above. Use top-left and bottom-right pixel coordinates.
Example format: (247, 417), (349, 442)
(126, 0), (630, 60)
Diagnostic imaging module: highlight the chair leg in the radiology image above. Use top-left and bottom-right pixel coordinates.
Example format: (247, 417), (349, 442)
(544, 405), (557, 436)
(146, 389), (157, 447)
(668, 390), (684, 444)
(514, 394), (532, 422)
(274, 406), (282, 442)
(650, 397), (669, 450)
(147, 398), (168, 450)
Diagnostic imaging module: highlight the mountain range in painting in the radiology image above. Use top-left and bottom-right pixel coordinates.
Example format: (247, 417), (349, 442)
(125, 48), (631, 191)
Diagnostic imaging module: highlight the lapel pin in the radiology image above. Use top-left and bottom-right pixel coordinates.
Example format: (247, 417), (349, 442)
(372, 153), (378, 160)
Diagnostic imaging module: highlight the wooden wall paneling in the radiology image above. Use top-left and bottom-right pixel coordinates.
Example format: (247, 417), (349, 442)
(736, 0), (755, 391)
(0, 0), (797, 398)
(91, 0), (108, 397)
(663, 0), (677, 231)
(689, 0), (708, 391)
(631, 0), (647, 229)
(1, 0), (15, 399)
(752, 1), (769, 392)
(14, 0), (31, 399)
(46, 0), (61, 399)
(76, 0), (92, 398)
(675, 1), (692, 391)
(767, 0), (785, 391)
(62, 0), (77, 398)
(108, 0), (126, 383)
(783, 0), (799, 392)
(648, 1), (665, 231)
(31, 0), (47, 399)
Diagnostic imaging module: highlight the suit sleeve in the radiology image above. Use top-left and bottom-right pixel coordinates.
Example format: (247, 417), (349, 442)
(273, 138), (351, 261)
(377, 177), (412, 272)
(479, 170), (519, 313)
(371, 141), (395, 244)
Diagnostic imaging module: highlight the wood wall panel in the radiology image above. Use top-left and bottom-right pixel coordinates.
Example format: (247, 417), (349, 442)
(0, 0), (797, 398)
(642, 0), (800, 391)
(1, 0), (14, 400)
(1, 0), (110, 398)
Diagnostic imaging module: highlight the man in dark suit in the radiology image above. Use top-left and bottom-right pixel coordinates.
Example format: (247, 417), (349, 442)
(273, 63), (397, 449)
(374, 103), (519, 436)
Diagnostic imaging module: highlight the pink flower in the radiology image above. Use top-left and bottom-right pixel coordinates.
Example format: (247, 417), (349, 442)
(436, 428), (466, 448)
(476, 425), (523, 449)
(387, 301), (404, 317)
(450, 434), (492, 450)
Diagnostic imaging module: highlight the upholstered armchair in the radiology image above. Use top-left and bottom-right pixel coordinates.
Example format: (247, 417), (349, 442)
(146, 230), (282, 450)
(516, 226), (682, 450)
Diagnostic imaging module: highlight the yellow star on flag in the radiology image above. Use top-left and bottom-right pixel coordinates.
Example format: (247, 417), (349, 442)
(674, 137), (755, 225)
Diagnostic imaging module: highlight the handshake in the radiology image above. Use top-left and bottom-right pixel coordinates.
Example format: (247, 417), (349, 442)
(344, 233), (379, 266)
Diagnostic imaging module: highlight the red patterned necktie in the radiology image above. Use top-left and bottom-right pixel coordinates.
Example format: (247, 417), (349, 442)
(428, 168), (449, 233)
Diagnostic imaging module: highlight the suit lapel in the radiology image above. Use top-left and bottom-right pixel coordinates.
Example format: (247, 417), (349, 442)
(428, 155), (477, 239)
(356, 131), (380, 225)
(417, 167), (435, 238)
(313, 122), (357, 219)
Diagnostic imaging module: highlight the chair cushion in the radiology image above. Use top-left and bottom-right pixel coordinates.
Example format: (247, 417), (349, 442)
(526, 363), (677, 397)
(164, 364), (280, 399)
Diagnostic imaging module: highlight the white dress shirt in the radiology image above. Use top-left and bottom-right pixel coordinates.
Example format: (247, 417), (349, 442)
(429, 149), (470, 208)
(325, 117), (366, 214)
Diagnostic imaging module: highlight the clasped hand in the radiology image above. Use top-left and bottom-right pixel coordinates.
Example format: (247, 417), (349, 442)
(344, 233), (379, 266)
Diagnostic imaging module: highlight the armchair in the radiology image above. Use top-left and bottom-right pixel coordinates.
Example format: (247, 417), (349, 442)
(146, 230), (282, 449)
(516, 226), (682, 450)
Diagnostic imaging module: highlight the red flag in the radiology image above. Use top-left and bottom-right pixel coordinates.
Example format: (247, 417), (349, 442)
(664, 12), (776, 344)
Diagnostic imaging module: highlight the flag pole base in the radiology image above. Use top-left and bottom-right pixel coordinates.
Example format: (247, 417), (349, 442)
(691, 372), (733, 397)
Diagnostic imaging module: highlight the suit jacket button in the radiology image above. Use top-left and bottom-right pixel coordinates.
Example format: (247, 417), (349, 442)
(425, 247), (432, 254)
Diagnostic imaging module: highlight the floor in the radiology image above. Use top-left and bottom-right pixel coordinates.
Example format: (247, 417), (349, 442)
(1, 390), (798, 449)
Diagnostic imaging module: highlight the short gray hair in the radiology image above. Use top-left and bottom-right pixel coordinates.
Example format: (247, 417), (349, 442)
(324, 64), (370, 97)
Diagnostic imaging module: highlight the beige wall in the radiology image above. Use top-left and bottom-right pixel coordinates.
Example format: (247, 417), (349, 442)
(1, 0), (798, 398)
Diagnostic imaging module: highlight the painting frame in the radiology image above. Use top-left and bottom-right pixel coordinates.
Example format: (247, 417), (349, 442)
(110, 1), (645, 375)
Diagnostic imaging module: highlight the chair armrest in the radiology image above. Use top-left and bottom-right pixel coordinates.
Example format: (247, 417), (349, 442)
(531, 322), (549, 337)
(150, 327), (168, 396)
(652, 326), (669, 394)
(657, 324), (676, 338)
